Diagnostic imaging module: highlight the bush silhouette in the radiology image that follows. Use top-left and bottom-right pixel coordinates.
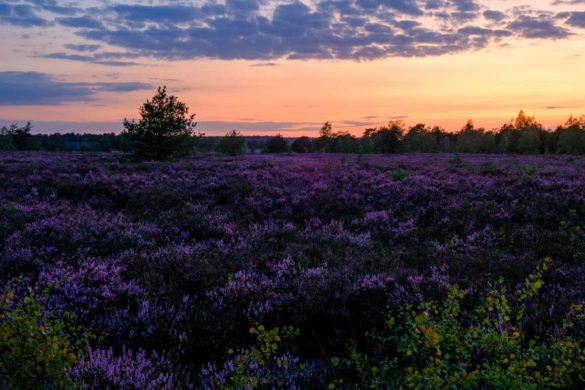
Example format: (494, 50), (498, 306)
(1, 122), (38, 151)
(263, 134), (289, 153)
(0, 126), (15, 151)
(291, 136), (313, 153)
(216, 130), (247, 155)
(123, 86), (197, 161)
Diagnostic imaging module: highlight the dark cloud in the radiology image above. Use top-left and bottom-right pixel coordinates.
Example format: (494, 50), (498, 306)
(250, 62), (278, 67)
(552, 1), (585, 4)
(565, 11), (585, 28)
(507, 15), (571, 39)
(57, 16), (103, 29)
(1, 0), (582, 62)
(64, 44), (101, 52)
(483, 10), (507, 22)
(0, 71), (152, 106)
(43, 52), (140, 66)
(0, 2), (47, 26)
(108, 4), (203, 25)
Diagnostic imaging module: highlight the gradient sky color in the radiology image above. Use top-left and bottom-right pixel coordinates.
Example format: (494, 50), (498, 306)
(1, 0), (584, 135)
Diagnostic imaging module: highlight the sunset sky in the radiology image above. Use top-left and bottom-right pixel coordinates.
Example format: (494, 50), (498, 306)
(1, 0), (584, 135)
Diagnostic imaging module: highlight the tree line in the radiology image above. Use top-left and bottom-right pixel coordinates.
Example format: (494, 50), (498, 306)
(2, 87), (585, 159)
(287, 112), (585, 155)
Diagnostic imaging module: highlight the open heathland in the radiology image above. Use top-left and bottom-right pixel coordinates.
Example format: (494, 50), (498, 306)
(2, 152), (585, 388)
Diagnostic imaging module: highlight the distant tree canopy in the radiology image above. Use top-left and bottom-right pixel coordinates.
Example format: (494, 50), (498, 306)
(287, 113), (584, 155)
(4, 111), (585, 156)
(291, 136), (313, 153)
(363, 121), (404, 153)
(558, 116), (585, 155)
(0, 126), (15, 151)
(123, 86), (198, 161)
(263, 134), (289, 153)
(0, 122), (38, 151)
(216, 130), (247, 155)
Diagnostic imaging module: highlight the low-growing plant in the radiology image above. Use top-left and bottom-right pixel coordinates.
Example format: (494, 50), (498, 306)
(478, 161), (498, 174)
(342, 258), (585, 389)
(200, 325), (315, 389)
(449, 153), (464, 167)
(0, 290), (79, 389)
(391, 168), (409, 181)
(263, 134), (289, 154)
(216, 130), (247, 155)
(523, 164), (539, 176)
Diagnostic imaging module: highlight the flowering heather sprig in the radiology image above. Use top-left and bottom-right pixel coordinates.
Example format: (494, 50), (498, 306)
(70, 347), (178, 390)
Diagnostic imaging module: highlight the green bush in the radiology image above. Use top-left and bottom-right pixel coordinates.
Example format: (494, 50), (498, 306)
(449, 153), (465, 167)
(291, 136), (313, 153)
(201, 325), (314, 389)
(0, 134), (15, 151)
(391, 168), (409, 181)
(344, 258), (585, 389)
(263, 134), (289, 154)
(216, 130), (247, 155)
(0, 290), (79, 389)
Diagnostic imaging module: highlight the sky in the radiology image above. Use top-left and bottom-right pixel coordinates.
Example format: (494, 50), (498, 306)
(0, 0), (584, 135)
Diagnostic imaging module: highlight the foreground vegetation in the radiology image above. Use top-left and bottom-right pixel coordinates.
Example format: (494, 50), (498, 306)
(1, 152), (585, 388)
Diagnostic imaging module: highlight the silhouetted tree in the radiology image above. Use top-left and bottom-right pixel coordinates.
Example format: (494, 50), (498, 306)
(434, 126), (456, 153)
(314, 122), (335, 152)
(263, 134), (289, 153)
(331, 132), (360, 153)
(291, 136), (313, 153)
(216, 130), (247, 155)
(3, 122), (38, 151)
(455, 120), (496, 153)
(320, 122), (334, 138)
(123, 86), (197, 160)
(496, 125), (520, 154)
(363, 121), (404, 153)
(557, 116), (585, 155)
(513, 111), (543, 154)
(402, 124), (438, 152)
(518, 128), (541, 154)
(456, 120), (481, 153)
(0, 125), (15, 151)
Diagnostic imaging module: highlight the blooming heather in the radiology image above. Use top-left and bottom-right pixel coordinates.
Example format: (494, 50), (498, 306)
(1, 152), (585, 386)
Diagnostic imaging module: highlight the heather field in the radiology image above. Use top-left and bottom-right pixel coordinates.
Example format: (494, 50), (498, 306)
(3, 152), (585, 388)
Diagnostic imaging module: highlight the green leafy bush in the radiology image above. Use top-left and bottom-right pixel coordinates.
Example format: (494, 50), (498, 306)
(216, 130), (247, 155)
(344, 258), (585, 389)
(200, 325), (315, 389)
(263, 134), (289, 154)
(448, 153), (465, 167)
(391, 168), (409, 181)
(0, 290), (79, 389)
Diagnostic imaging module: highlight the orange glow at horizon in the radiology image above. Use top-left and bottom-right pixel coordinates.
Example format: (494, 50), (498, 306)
(1, 29), (584, 136)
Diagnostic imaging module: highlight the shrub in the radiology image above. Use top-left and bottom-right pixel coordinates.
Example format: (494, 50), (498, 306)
(216, 130), (247, 155)
(291, 136), (313, 153)
(344, 258), (585, 389)
(0, 290), (78, 389)
(0, 127), (15, 151)
(200, 325), (316, 389)
(391, 168), (409, 181)
(263, 134), (289, 154)
(448, 153), (464, 167)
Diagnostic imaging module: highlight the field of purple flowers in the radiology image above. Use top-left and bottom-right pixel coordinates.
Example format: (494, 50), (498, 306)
(2, 152), (585, 388)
